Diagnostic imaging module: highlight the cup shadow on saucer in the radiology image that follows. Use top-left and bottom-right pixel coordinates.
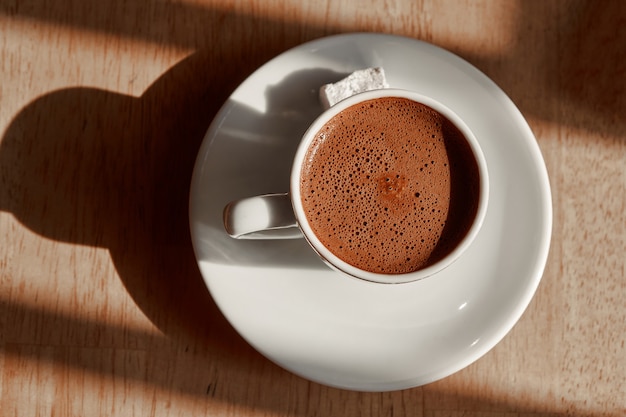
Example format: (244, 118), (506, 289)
(192, 67), (350, 271)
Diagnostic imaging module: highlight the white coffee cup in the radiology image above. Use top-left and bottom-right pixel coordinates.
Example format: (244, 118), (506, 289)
(223, 88), (489, 284)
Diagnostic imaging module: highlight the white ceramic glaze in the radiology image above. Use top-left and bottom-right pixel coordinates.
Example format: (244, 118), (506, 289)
(189, 33), (552, 391)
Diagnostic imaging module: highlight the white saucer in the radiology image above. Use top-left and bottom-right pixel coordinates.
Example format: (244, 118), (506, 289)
(189, 33), (552, 391)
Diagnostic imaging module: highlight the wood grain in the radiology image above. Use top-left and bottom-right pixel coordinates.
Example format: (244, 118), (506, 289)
(1, 0), (624, 416)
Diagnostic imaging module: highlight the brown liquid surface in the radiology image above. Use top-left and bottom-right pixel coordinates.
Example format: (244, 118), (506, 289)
(300, 97), (480, 274)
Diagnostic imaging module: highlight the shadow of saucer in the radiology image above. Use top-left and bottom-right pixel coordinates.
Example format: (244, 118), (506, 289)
(0, 50), (257, 346)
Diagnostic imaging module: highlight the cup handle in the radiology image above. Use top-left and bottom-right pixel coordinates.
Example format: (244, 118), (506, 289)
(223, 193), (302, 239)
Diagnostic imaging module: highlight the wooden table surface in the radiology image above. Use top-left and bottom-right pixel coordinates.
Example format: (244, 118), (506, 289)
(1, 1), (625, 416)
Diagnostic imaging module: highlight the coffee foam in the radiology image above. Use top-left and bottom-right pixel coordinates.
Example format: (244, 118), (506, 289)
(300, 97), (479, 274)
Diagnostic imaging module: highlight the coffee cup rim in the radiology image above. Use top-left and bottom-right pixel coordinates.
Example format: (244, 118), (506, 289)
(291, 88), (489, 284)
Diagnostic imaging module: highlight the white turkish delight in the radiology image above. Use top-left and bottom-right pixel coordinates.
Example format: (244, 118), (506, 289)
(319, 67), (389, 109)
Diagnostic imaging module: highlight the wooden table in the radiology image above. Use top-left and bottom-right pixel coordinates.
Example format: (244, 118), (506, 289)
(1, 1), (624, 415)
